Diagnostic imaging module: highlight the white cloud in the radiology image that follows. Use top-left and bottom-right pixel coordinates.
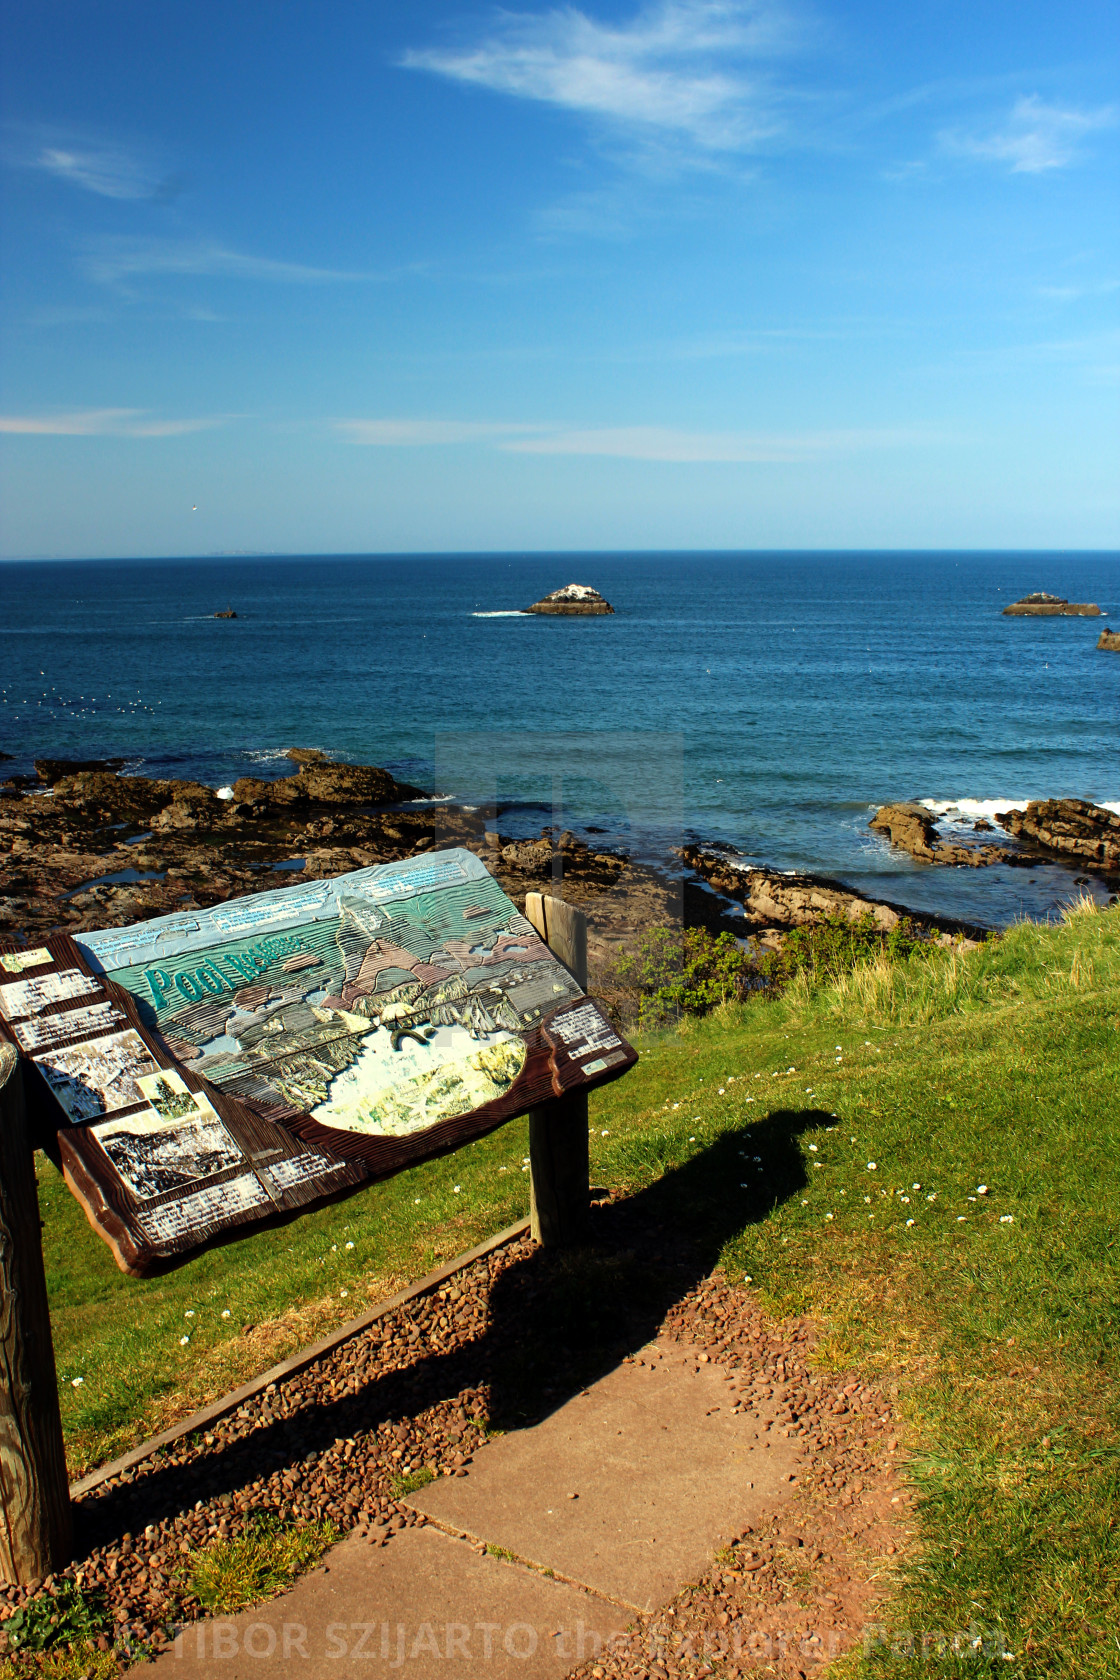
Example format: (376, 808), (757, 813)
(0, 409), (228, 437)
(337, 419), (550, 445)
(336, 417), (924, 462)
(941, 95), (1116, 174)
(84, 239), (371, 287)
(402, 0), (798, 155)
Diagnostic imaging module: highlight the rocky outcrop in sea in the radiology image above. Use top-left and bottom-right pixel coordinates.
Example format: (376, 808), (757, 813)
(994, 798), (1120, 870)
(525, 583), (614, 615)
(1098, 628), (1120, 652)
(866, 797), (1120, 877)
(1002, 593), (1100, 616)
(869, 802), (1016, 867)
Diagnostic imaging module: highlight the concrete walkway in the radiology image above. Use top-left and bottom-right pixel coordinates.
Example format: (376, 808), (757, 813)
(153, 1338), (799, 1679)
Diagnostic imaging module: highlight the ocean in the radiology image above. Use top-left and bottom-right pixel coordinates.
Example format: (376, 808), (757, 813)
(2, 551), (1117, 928)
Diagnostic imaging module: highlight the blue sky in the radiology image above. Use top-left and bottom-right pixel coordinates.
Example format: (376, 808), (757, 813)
(1, 0), (1117, 557)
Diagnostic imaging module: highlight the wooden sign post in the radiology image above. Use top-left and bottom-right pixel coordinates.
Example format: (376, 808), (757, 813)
(0, 1044), (72, 1584)
(524, 895), (590, 1247)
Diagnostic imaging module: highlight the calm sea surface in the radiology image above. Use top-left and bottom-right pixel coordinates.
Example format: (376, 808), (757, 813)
(2, 552), (1117, 928)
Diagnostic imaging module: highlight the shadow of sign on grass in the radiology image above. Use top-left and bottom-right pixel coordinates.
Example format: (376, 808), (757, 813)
(72, 1109), (831, 1558)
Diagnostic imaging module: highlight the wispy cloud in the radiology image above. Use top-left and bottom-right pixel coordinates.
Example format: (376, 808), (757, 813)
(402, 0), (800, 157)
(941, 95), (1116, 174)
(504, 424), (922, 461)
(0, 409), (228, 438)
(1036, 279), (1120, 302)
(6, 127), (182, 200)
(38, 143), (180, 200)
(337, 419), (549, 445)
(337, 417), (923, 462)
(84, 238), (371, 287)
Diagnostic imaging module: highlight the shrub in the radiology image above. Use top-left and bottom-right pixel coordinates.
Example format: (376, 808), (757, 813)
(759, 911), (928, 988)
(614, 915), (932, 1027)
(616, 927), (756, 1027)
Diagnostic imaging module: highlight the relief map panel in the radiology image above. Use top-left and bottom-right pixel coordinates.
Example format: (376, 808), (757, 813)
(0, 850), (635, 1276)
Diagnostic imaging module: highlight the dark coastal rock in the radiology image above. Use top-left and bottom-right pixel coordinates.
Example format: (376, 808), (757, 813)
(996, 799), (1120, 870)
(231, 760), (422, 810)
(1002, 593), (1100, 616)
(285, 747), (327, 764)
(525, 583), (614, 616)
(1097, 628), (1120, 652)
(35, 757), (126, 783)
(51, 771), (216, 819)
(680, 846), (987, 945)
(869, 802), (1014, 866)
(149, 794), (226, 831)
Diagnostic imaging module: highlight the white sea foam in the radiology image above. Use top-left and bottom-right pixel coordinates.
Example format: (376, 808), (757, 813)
(921, 797), (1120, 825)
(470, 610), (528, 618)
(216, 786), (234, 800)
(921, 798), (1028, 824)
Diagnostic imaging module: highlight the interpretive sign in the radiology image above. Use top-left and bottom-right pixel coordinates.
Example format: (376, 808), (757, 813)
(0, 850), (635, 1276)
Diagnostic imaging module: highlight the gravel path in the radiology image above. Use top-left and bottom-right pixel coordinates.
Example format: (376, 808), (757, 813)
(0, 1204), (910, 1675)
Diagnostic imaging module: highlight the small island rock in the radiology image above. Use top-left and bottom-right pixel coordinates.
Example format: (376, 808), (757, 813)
(1097, 628), (1120, 652)
(526, 583), (614, 616)
(1002, 593), (1100, 616)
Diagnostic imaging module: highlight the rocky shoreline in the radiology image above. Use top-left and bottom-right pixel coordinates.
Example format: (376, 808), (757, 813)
(869, 798), (1120, 874)
(2, 757), (1117, 1010)
(678, 848), (991, 950)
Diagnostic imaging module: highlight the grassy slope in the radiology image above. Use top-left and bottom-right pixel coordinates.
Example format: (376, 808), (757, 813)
(43, 905), (1119, 1676)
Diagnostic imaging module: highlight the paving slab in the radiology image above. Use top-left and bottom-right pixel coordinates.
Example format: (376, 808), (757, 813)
(151, 1524), (629, 1680)
(403, 1340), (800, 1611)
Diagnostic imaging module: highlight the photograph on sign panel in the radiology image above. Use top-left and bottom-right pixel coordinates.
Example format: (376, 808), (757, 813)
(91, 854), (583, 1138)
(35, 1027), (160, 1122)
(93, 1070), (246, 1201)
(0, 966), (102, 1022)
(11, 997), (126, 1053)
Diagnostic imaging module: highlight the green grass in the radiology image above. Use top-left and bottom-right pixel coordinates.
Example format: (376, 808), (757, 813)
(585, 901), (1120, 1678)
(390, 1466), (436, 1497)
(0, 1645), (120, 1680)
(183, 1515), (338, 1614)
(41, 901), (1120, 1675)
